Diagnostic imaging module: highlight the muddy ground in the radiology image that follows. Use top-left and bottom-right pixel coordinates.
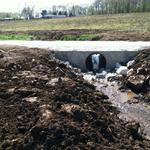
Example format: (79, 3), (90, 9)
(1, 30), (150, 41)
(0, 46), (150, 149)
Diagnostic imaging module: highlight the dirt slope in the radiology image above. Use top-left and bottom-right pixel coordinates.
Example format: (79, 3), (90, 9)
(124, 49), (150, 103)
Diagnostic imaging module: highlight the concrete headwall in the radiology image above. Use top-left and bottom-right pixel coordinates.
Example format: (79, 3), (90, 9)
(54, 50), (139, 71)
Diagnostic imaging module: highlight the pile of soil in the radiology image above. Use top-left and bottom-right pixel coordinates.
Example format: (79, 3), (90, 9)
(1, 30), (150, 41)
(124, 49), (150, 103)
(0, 46), (150, 149)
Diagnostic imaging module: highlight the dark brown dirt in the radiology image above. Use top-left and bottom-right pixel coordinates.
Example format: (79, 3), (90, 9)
(123, 49), (150, 103)
(0, 46), (150, 150)
(1, 30), (150, 41)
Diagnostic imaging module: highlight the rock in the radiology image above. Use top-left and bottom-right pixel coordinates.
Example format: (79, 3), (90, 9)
(106, 73), (117, 81)
(47, 78), (59, 86)
(127, 69), (134, 76)
(127, 60), (135, 68)
(61, 104), (81, 114)
(137, 63), (150, 75)
(137, 67), (147, 75)
(74, 68), (81, 74)
(0, 69), (5, 72)
(12, 76), (19, 81)
(64, 61), (72, 69)
(116, 66), (128, 76)
(7, 88), (15, 93)
(32, 58), (36, 62)
(96, 71), (107, 79)
(126, 75), (149, 93)
(116, 74), (124, 81)
(83, 74), (96, 81)
(66, 70), (77, 78)
(23, 97), (38, 103)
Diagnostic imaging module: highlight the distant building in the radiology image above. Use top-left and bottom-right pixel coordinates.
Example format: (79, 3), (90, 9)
(0, 17), (15, 21)
(0, 17), (25, 21)
(41, 15), (66, 19)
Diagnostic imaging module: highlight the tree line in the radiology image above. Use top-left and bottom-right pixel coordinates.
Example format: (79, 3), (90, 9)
(91, 0), (150, 15)
(0, 0), (150, 20)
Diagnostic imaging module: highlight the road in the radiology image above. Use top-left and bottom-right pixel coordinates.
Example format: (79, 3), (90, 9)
(0, 41), (150, 51)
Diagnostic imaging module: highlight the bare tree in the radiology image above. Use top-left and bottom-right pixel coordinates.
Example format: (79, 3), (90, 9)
(21, 7), (34, 19)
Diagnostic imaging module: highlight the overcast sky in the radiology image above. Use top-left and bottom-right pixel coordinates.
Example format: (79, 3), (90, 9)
(0, 0), (94, 13)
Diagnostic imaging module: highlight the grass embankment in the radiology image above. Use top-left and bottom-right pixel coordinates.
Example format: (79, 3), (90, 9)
(0, 13), (150, 31)
(0, 33), (100, 41)
(0, 34), (33, 40)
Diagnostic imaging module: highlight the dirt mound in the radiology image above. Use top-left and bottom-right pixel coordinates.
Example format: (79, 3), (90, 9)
(0, 46), (150, 149)
(23, 30), (150, 41)
(1, 30), (150, 41)
(124, 49), (150, 103)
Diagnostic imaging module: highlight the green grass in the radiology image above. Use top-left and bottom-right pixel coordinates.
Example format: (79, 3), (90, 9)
(60, 35), (77, 40)
(0, 13), (150, 32)
(60, 34), (101, 41)
(78, 34), (100, 40)
(0, 34), (33, 40)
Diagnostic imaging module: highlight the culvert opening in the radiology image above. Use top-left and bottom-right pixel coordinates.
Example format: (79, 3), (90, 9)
(86, 53), (106, 72)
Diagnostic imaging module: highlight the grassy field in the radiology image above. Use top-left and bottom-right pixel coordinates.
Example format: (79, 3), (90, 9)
(0, 13), (150, 32)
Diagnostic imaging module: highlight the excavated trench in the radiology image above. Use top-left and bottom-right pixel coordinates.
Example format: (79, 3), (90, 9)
(0, 46), (150, 149)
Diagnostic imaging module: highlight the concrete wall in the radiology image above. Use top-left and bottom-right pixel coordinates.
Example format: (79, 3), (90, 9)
(54, 50), (139, 72)
(0, 41), (148, 72)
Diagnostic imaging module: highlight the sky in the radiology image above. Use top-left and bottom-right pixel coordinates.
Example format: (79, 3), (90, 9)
(0, 0), (94, 13)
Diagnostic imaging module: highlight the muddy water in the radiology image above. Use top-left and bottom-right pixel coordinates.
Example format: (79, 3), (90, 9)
(84, 76), (150, 140)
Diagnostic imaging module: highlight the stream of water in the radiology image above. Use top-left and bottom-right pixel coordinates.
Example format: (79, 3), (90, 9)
(84, 75), (150, 140)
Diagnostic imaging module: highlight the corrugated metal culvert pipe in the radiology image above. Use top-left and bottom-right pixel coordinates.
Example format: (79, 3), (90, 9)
(85, 53), (106, 73)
